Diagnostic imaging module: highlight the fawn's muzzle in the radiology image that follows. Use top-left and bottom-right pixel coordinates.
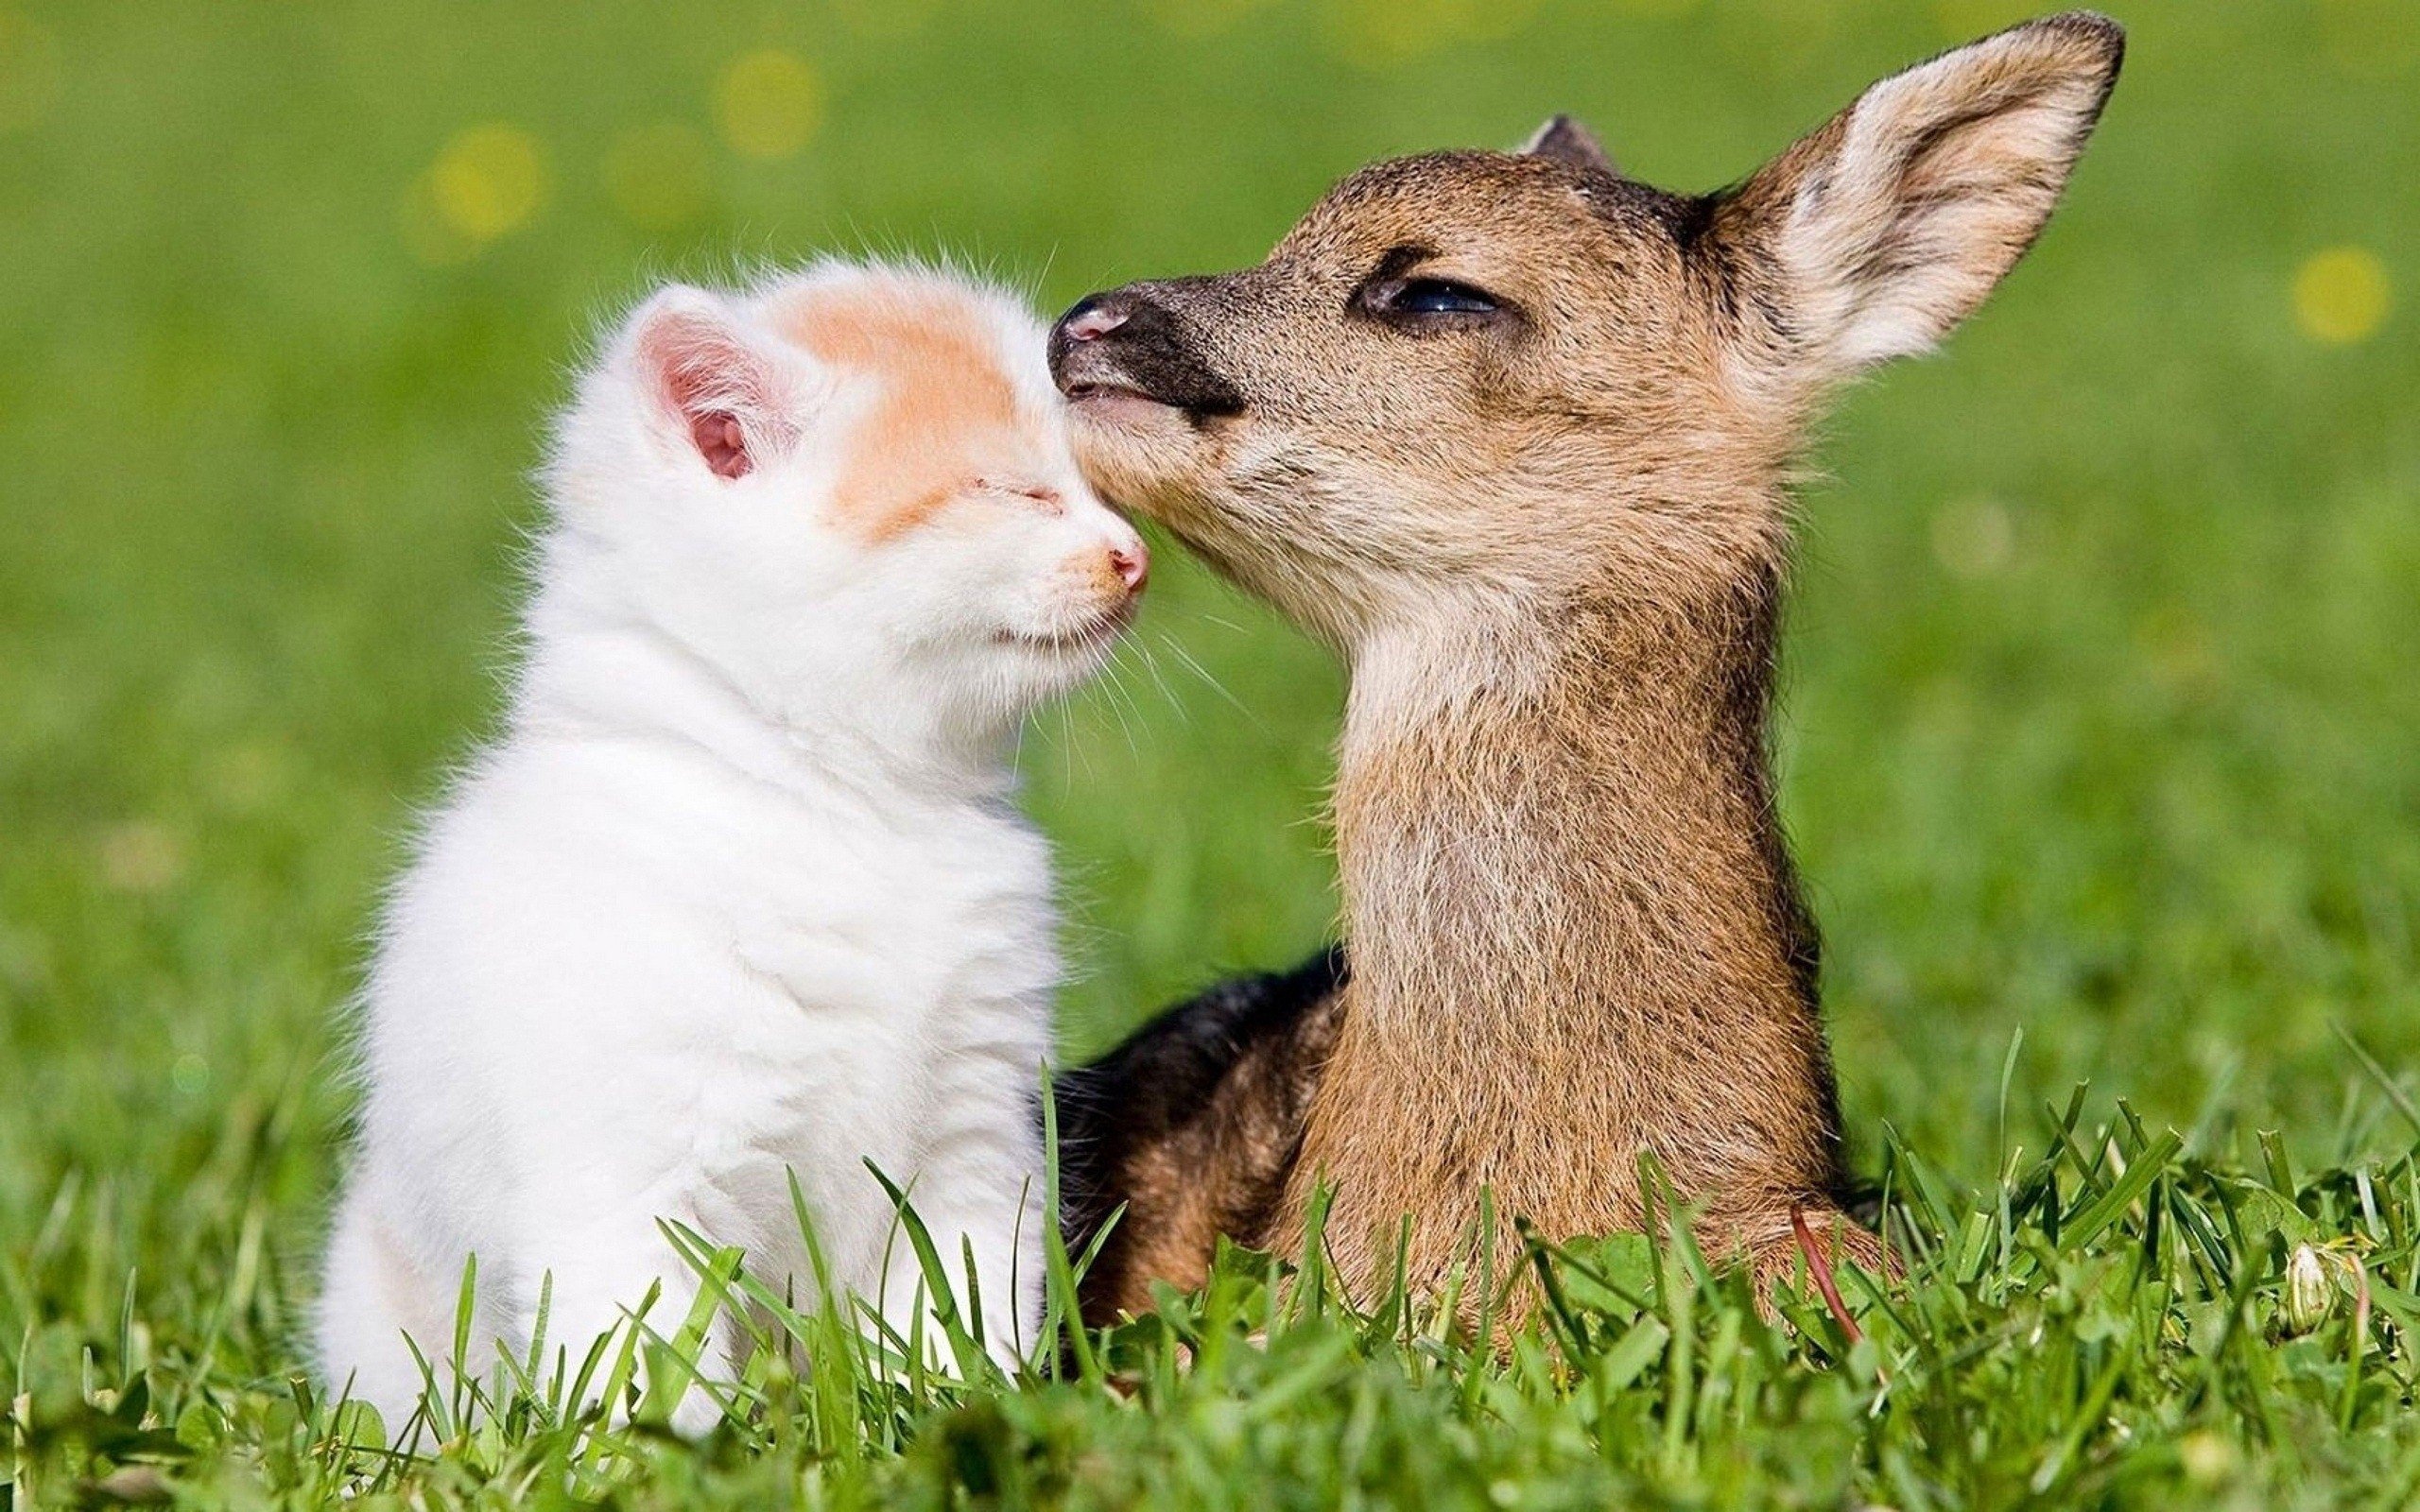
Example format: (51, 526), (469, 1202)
(1048, 288), (1246, 419)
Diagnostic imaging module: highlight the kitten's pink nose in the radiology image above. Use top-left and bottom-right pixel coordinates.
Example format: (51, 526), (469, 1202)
(1109, 539), (1150, 594)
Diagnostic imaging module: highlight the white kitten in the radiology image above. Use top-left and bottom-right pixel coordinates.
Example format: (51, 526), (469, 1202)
(315, 262), (1147, 1432)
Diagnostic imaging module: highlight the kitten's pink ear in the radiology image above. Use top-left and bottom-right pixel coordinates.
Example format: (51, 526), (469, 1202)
(625, 287), (795, 482)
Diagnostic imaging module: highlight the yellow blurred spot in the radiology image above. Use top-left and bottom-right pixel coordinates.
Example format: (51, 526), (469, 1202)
(426, 124), (548, 245)
(1930, 496), (2014, 579)
(2176, 1430), (2237, 1486)
(2294, 247), (2393, 345)
(605, 120), (715, 232)
(716, 49), (821, 162)
(0, 9), (63, 133)
(97, 821), (184, 894)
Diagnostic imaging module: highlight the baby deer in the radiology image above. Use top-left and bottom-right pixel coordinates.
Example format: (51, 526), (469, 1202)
(1053, 14), (2124, 1319)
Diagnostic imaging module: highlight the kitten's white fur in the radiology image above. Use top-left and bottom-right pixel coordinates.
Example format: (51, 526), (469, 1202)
(316, 262), (1145, 1432)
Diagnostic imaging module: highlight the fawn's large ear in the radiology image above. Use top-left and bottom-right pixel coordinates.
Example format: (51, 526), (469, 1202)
(622, 286), (801, 481)
(1520, 115), (1617, 179)
(1712, 12), (2122, 381)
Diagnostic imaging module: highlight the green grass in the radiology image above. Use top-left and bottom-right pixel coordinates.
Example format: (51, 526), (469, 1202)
(3, 0), (2417, 1504)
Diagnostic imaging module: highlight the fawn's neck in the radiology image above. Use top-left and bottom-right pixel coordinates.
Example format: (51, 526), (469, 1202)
(1308, 574), (1842, 1257)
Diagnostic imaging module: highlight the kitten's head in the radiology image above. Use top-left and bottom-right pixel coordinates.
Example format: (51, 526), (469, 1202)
(548, 262), (1147, 745)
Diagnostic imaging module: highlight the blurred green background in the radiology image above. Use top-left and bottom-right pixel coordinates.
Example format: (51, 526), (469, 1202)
(0, 0), (2413, 1363)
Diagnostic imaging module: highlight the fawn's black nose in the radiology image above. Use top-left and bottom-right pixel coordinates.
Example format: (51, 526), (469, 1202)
(1047, 286), (1246, 418)
(1058, 296), (1131, 343)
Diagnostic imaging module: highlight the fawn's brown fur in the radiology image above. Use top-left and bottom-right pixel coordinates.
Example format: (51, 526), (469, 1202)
(1052, 13), (2124, 1320)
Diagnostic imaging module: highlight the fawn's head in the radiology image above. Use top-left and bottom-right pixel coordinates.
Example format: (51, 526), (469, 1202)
(1050, 14), (2122, 651)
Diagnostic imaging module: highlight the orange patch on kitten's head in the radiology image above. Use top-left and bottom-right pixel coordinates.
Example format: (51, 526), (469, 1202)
(780, 276), (1038, 542)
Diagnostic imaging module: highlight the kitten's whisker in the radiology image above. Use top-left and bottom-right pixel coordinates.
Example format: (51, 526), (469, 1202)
(1133, 640), (1188, 724)
(1098, 655), (1143, 760)
(1158, 634), (1260, 728)
(1057, 696), (1086, 798)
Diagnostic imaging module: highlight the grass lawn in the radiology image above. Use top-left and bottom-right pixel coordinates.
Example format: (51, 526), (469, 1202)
(4, 0), (2418, 1504)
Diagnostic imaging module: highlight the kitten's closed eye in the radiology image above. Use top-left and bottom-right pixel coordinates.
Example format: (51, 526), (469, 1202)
(975, 478), (1065, 515)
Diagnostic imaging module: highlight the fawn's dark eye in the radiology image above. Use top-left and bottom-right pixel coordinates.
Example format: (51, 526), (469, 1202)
(1383, 278), (1498, 316)
(1356, 272), (1509, 330)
